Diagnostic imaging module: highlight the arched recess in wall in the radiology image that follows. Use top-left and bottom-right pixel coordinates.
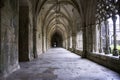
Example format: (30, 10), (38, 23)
(51, 31), (63, 47)
(45, 13), (70, 47)
(41, 1), (72, 49)
(47, 24), (68, 49)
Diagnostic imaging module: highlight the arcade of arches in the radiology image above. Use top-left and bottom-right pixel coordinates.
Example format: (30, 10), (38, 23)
(0, 0), (120, 79)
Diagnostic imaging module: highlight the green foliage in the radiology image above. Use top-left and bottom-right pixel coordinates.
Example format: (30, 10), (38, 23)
(110, 45), (120, 55)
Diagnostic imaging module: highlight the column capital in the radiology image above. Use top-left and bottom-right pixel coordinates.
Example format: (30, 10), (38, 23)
(112, 15), (117, 22)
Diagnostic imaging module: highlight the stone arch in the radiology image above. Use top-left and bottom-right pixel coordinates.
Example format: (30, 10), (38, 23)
(36, 0), (81, 16)
(51, 31), (63, 47)
(47, 25), (68, 49)
(35, 0), (83, 53)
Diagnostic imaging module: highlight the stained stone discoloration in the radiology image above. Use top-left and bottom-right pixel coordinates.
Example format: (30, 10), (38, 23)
(0, 0), (19, 77)
(4, 48), (120, 80)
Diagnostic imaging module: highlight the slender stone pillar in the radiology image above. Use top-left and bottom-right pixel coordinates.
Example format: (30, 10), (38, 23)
(33, 17), (38, 58)
(0, 1), (2, 75)
(104, 20), (110, 54)
(119, 15), (120, 59)
(112, 15), (119, 56)
(72, 33), (76, 52)
(82, 24), (87, 58)
(118, 0), (120, 58)
(67, 36), (70, 50)
(99, 23), (103, 53)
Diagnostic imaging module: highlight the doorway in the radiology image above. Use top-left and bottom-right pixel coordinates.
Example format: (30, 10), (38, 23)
(51, 32), (63, 47)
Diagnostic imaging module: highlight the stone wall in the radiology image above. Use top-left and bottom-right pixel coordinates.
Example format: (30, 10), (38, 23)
(68, 48), (83, 56)
(19, 0), (34, 61)
(0, 0), (19, 77)
(19, 6), (29, 61)
(0, 0), (2, 77)
(87, 53), (120, 73)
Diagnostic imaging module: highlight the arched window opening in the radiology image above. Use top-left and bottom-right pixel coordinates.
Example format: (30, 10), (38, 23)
(100, 15), (120, 56)
(108, 15), (120, 55)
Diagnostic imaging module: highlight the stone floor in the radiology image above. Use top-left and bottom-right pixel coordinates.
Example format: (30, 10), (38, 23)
(3, 48), (120, 80)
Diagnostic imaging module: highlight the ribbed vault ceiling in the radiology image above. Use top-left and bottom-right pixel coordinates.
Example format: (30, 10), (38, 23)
(36, 0), (82, 39)
(28, 0), (97, 40)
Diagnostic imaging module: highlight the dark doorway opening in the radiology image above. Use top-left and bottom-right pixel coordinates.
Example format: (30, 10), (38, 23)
(51, 32), (63, 47)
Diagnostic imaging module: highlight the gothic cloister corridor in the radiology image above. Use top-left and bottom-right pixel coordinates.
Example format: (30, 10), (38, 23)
(1, 0), (120, 79)
(3, 48), (120, 80)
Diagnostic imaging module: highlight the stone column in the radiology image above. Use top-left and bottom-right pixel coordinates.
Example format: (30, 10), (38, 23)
(92, 25), (96, 52)
(119, 15), (120, 59)
(112, 15), (119, 56)
(19, 6), (31, 61)
(99, 23), (103, 53)
(118, 0), (120, 58)
(87, 26), (92, 52)
(104, 20), (110, 54)
(67, 35), (70, 50)
(72, 33), (76, 52)
(93, 25), (99, 52)
(33, 17), (38, 58)
(0, 1), (2, 75)
(82, 24), (87, 58)
(119, 16), (120, 59)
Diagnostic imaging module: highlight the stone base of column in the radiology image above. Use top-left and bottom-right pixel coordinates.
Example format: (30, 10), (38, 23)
(113, 49), (119, 56)
(99, 48), (103, 53)
(105, 49), (110, 54)
(81, 50), (87, 58)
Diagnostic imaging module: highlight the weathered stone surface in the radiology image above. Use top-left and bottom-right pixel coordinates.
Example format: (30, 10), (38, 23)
(87, 53), (120, 74)
(19, 6), (29, 61)
(19, 0), (35, 62)
(0, 0), (19, 77)
(28, 3), (34, 60)
(0, 0), (2, 76)
(4, 48), (120, 80)
(0, 0), (120, 79)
